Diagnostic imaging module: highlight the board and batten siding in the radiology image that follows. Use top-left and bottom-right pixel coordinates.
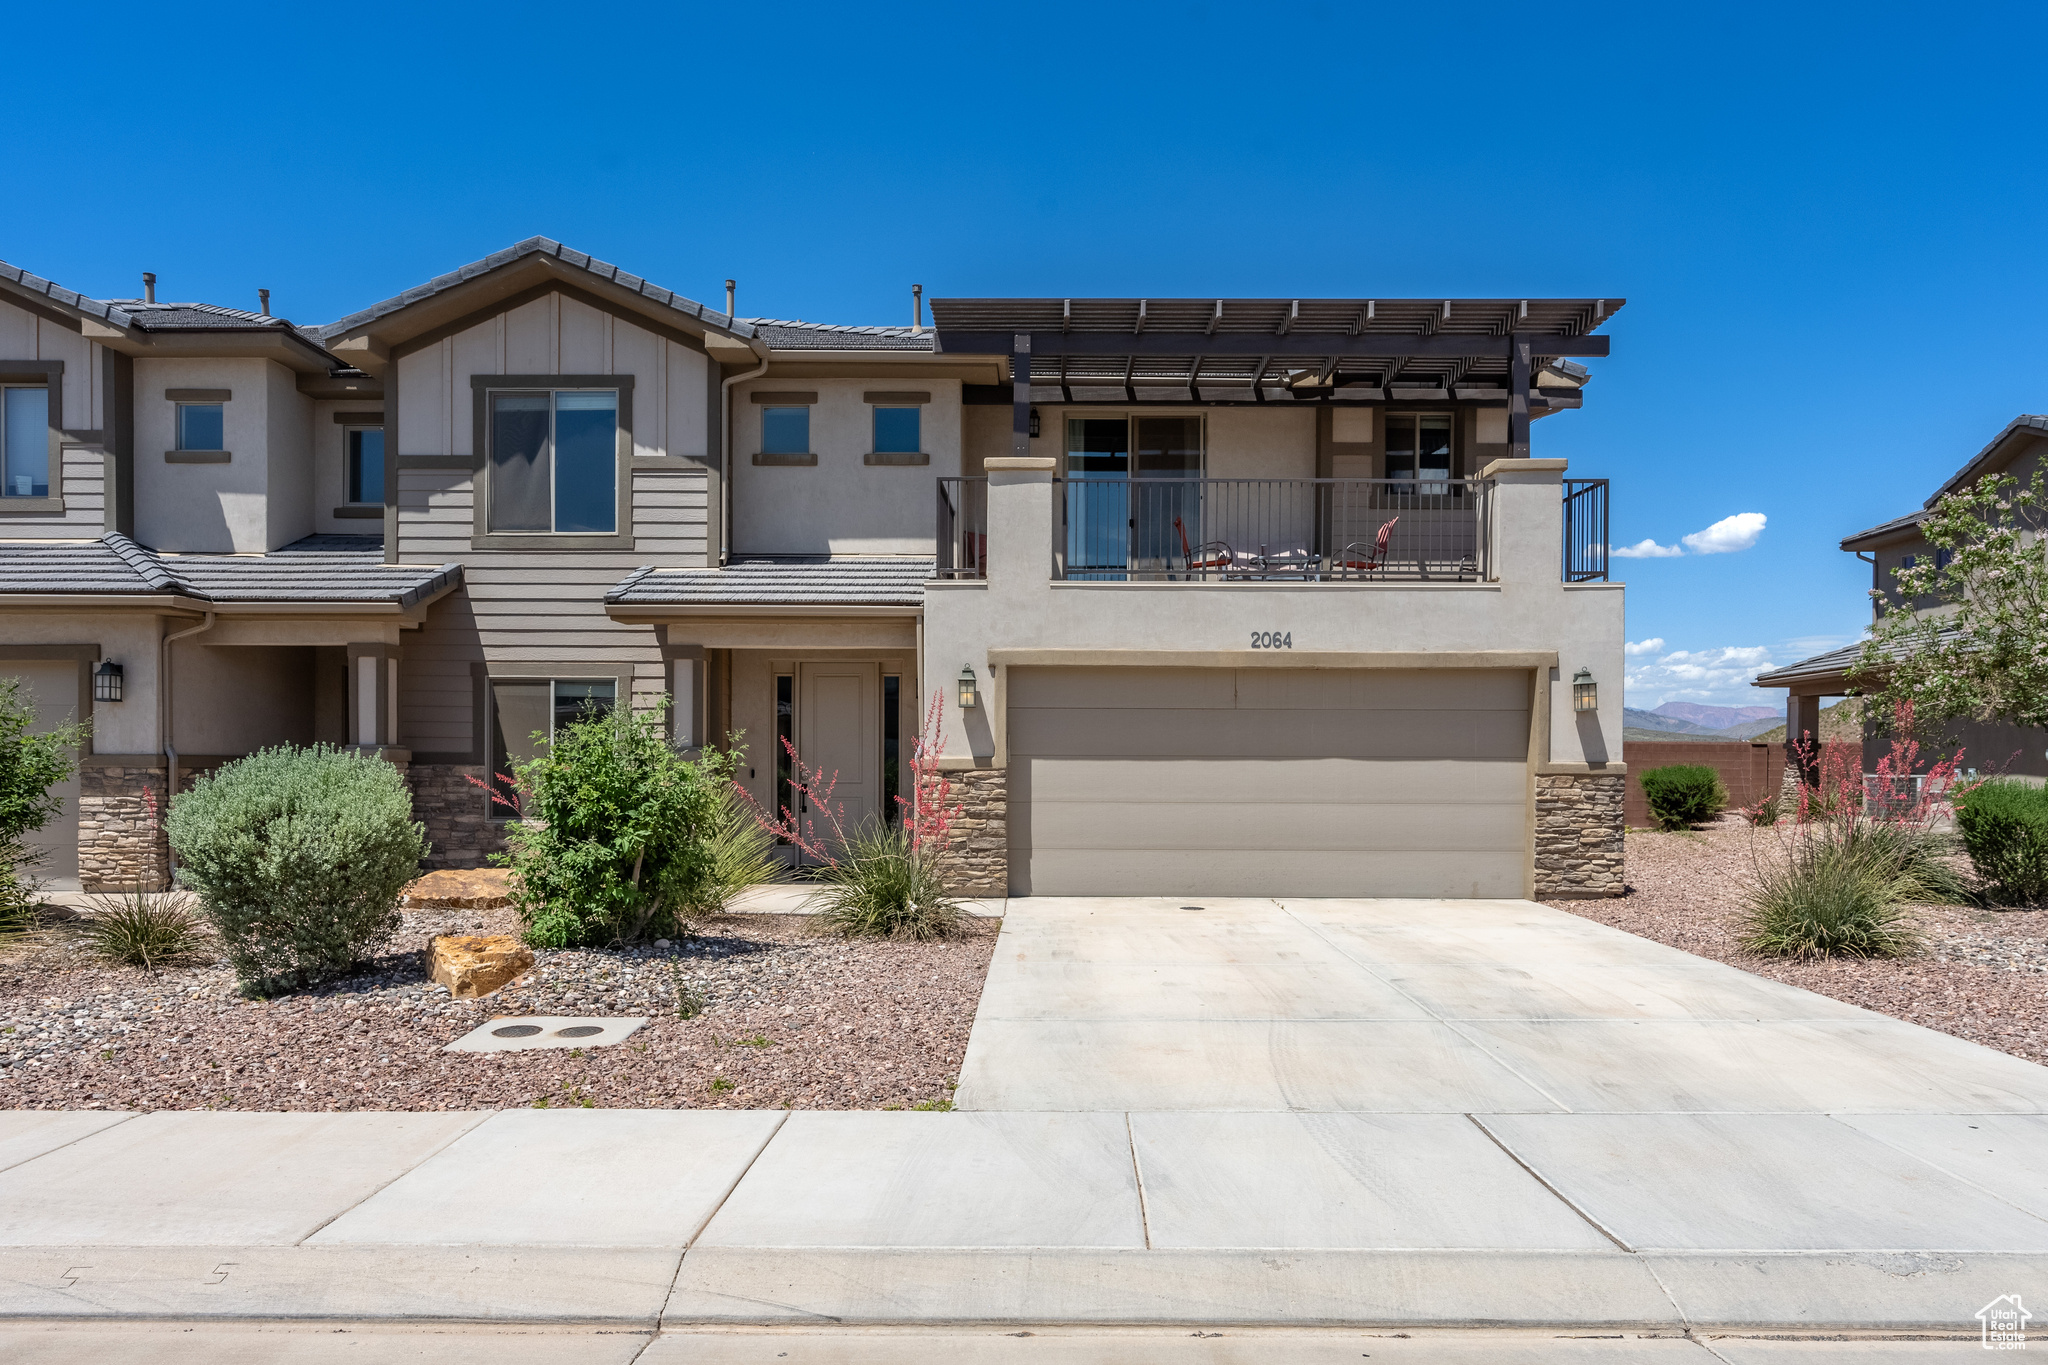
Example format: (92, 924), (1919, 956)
(392, 291), (713, 761)
(0, 297), (109, 539)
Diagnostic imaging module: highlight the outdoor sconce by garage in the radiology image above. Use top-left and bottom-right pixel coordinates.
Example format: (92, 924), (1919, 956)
(959, 665), (979, 709)
(1028, 407), (1041, 438)
(94, 659), (123, 703)
(1572, 667), (1598, 713)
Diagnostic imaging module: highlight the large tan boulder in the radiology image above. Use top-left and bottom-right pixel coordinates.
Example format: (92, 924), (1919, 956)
(430, 934), (534, 999)
(403, 868), (513, 909)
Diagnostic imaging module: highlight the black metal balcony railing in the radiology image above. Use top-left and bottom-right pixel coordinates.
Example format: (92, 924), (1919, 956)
(1562, 478), (1610, 583)
(935, 477), (988, 578)
(1053, 477), (1490, 582)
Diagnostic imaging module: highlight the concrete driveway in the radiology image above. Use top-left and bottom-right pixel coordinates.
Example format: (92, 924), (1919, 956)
(954, 896), (2048, 1113)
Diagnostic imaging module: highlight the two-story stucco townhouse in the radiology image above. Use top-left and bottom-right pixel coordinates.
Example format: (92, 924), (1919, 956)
(0, 239), (1626, 901)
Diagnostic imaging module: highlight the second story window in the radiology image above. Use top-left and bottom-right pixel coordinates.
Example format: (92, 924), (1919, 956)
(177, 402), (225, 452)
(761, 405), (810, 456)
(873, 405), (920, 455)
(347, 428), (385, 504)
(489, 390), (618, 535)
(1385, 413), (1452, 490)
(2, 386), (49, 498)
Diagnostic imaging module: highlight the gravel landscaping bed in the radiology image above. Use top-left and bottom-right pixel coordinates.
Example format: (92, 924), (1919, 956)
(1549, 819), (2048, 1065)
(0, 905), (996, 1112)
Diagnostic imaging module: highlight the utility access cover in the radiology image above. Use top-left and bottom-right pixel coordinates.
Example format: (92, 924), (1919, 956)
(445, 1016), (649, 1053)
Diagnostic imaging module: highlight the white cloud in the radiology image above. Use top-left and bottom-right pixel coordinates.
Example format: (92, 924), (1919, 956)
(1625, 643), (1779, 708)
(1680, 511), (1767, 555)
(1612, 538), (1684, 559)
(1625, 638), (1666, 656)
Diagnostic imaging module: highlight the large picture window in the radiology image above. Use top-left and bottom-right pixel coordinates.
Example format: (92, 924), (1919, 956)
(488, 677), (617, 814)
(489, 390), (618, 533)
(1, 387), (49, 499)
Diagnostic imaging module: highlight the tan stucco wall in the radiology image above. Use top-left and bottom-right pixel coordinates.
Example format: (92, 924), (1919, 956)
(135, 357), (293, 553)
(0, 612), (163, 754)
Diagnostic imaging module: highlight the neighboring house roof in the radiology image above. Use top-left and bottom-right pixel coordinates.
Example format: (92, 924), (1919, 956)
(312, 237), (756, 343)
(101, 299), (314, 335)
(1752, 627), (1966, 690)
(0, 534), (460, 608)
(0, 258), (140, 328)
(1840, 414), (2048, 551)
(745, 319), (935, 352)
(606, 557), (933, 607)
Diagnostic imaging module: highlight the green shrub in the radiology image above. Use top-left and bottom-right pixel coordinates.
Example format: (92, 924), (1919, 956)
(85, 888), (209, 971)
(165, 744), (427, 995)
(1742, 819), (1925, 959)
(1955, 779), (2048, 905)
(0, 675), (86, 922)
(499, 700), (740, 949)
(806, 820), (960, 941)
(1638, 764), (1728, 831)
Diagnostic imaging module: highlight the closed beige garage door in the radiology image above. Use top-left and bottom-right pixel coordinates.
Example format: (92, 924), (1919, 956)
(1006, 666), (1531, 898)
(4, 660), (82, 887)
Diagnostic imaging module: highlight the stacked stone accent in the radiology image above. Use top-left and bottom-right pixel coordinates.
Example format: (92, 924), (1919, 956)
(408, 764), (511, 870)
(1533, 772), (1625, 898)
(941, 767), (1007, 896)
(77, 765), (171, 892)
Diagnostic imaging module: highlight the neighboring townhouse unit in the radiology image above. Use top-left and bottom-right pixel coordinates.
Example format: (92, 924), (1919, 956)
(1755, 414), (2048, 776)
(0, 240), (1628, 900)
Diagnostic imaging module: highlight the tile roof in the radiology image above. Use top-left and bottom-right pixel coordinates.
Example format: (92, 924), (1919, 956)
(1839, 508), (1929, 550)
(1752, 628), (1964, 688)
(607, 556), (933, 607)
(1841, 415), (2048, 551)
(745, 319), (935, 352)
(312, 237), (754, 342)
(0, 534), (460, 607)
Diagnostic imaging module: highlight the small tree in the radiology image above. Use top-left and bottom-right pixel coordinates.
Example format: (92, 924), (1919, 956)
(1852, 467), (2048, 731)
(0, 676), (87, 928)
(166, 744), (427, 995)
(491, 697), (740, 948)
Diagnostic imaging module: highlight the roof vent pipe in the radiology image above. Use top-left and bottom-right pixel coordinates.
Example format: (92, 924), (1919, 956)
(912, 284), (923, 335)
(142, 272), (156, 303)
(725, 279), (736, 317)
(258, 288), (270, 317)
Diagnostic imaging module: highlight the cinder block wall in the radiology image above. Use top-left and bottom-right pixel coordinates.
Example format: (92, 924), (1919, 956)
(1623, 742), (1789, 826)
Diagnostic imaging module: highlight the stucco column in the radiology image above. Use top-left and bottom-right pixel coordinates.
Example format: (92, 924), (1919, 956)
(345, 642), (399, 750)
(1480, 457), (1566, 583)
(983, 456), (1056, 588)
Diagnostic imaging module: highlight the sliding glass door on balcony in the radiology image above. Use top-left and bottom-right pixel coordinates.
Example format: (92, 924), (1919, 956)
(1063, 416), (1204, 580)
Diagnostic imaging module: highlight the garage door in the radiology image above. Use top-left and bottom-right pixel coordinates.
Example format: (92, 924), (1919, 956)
(4, 661), (82, 887)
(1006, 666), (1530, 898)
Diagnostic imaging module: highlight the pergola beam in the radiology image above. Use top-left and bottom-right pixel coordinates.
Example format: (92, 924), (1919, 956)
(936, 331), (1609, 359)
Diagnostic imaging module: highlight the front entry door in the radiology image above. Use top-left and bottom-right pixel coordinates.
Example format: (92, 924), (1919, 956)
(796, 662), (880, 857)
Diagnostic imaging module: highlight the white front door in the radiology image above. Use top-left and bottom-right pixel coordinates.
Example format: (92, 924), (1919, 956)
(796, 661), (880, 852)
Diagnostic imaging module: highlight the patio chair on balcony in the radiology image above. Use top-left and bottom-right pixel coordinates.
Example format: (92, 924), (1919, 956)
(1335, 516), (1400, 575)
(1174, 516), (1235, 577)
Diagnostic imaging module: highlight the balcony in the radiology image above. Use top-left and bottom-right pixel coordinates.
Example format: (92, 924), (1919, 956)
(938, 473), (1608, 583)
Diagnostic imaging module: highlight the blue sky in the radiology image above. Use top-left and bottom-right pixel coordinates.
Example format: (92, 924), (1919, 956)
(10, 2), (2047, 709)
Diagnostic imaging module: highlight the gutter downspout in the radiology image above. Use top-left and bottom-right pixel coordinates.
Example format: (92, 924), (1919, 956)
(160, 610), (217, 877)
(719, 342), (771, 567)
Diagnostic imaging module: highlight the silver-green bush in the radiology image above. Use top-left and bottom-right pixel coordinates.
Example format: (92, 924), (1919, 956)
(165, 745), (427, 995)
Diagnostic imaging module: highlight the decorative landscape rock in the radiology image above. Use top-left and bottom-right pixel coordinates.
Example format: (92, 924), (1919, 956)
(403, 867), (514, 910)
(430, 934), (534, 999)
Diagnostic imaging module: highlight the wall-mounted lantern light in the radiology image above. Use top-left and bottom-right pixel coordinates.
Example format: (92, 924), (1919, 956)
(1572, 667), (1597, 713)
(959, 665), (979, 709)
(94, 659), (123, 703)
(1027, 407), (1041, 439)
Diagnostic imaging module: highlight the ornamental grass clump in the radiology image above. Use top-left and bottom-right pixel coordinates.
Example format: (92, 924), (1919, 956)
(490, 698), (740, 949)
(1954, 778), (2048, 905)
(165, 744), (427, 996)
(1638, 764), (1727, 831)
(85, 888), (209, 971)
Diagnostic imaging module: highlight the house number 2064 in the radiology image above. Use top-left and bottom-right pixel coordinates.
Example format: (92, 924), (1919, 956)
(1250, 631), (1293, 649)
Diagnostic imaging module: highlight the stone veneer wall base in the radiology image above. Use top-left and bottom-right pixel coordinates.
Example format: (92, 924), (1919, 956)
(77, 765), (171, 892)
(942, 768), (1007, 897)
(409, 764), (511, 870)
(1533, 771), (1625, 898)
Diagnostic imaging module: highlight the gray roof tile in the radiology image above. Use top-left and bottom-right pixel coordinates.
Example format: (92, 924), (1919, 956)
(0, 534), (459, 608)
(607, 556), (932, 607)
(746, 319), (935, 352)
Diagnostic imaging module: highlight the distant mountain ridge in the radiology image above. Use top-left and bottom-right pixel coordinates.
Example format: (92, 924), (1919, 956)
(1654, 702), (1780, 728)
(1623, 704), (1790, 743)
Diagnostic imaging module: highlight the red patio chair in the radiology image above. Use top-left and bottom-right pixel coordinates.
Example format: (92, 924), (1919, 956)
(1336, 516), (1400, 574)
(1174, 515), (1235, 574)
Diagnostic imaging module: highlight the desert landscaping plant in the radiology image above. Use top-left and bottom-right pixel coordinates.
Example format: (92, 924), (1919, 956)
(1638, 763), (1728, 831)
(492, 698), (741, 949)
(0, 676), (86, 930)
(693, 785), (782, 915)
(744, 691), (964, 940)
(84, 887), (209, 970)
(1740, 794), (1782, 827)
(1954, 778), (2048, 905)
(166, 744), (428, 995)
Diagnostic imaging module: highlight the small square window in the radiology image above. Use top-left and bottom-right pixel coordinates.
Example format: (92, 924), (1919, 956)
(347, 428), (385, 503)
(177, 403), (225, 451)
(761, 406), (809, 455)
(873, 406), (920, 455)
